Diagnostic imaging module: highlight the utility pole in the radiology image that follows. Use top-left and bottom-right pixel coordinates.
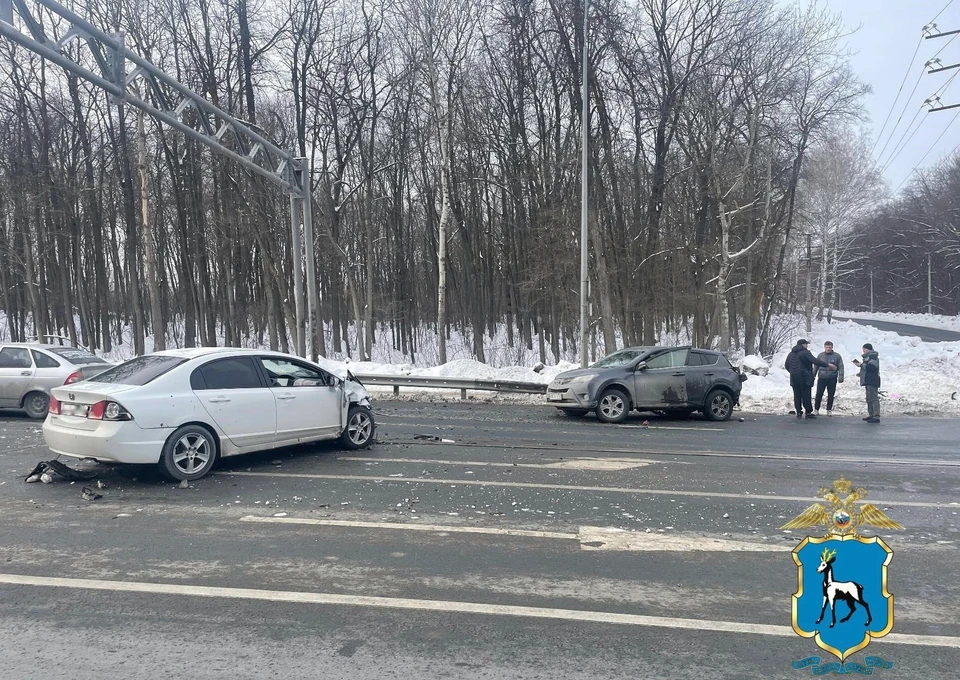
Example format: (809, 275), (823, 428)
(578, 0), (590, 368)
(928, 252), (933, 315)
(805, 233), (813, 334)
(869, 271), (874, 314)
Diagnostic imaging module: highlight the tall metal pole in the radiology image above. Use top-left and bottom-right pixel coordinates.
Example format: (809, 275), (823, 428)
(928, 253), (933, 315)
(289, 189), (305, 357)
(869, 271), (874, 314)
(805, 233), (812, 334)
(299, 158), (319, 361)
(579, 0), (590, 368)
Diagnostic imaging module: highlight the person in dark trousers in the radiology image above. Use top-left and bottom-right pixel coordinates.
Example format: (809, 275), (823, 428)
(853, 343), (881, 423)
(814, 341), (844, 416)
(785, 339), (836, 419)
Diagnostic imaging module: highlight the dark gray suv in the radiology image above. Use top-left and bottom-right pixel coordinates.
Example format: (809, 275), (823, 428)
(546, 346), (745, 422)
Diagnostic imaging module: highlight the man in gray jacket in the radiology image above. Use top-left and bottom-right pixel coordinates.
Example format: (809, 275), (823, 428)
(814, 341), (844, 416)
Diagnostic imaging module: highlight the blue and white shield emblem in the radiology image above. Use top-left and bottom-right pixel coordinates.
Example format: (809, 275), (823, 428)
(792, 535), (894, 661)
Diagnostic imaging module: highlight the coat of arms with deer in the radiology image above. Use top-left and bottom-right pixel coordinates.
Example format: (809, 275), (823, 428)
(784, 476), (901, 664)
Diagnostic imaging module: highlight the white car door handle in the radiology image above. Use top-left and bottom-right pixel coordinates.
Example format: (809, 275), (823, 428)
(277, 393), (296, 401)
(21, 371), (32, 376)
(208, 396), (231, 403)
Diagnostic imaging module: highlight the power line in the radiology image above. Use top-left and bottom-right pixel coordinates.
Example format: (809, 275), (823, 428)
(874, 68), (927, 163)
(893, 107), (960, 192)
(880, 110), (926, 174)
(931, 0), (956, 26)
(871, 36), (923, 156)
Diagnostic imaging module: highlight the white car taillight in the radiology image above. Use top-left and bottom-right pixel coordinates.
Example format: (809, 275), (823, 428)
(64, 370), (84, 385)
(48, 395), (61, 415)
(87, 401), (133, 421)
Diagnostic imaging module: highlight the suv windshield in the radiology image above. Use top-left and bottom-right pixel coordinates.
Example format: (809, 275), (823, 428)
(90, 355), (186, 385)
(48, 347), (109, 365)
(592, 349), (647, 368)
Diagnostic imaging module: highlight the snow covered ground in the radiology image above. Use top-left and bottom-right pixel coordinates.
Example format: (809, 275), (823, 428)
(737, 320), (960, 417)
(835, 310), (960, 333)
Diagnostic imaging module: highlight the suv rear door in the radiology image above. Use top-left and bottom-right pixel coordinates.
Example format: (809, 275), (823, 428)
(685, 351), (719, 406)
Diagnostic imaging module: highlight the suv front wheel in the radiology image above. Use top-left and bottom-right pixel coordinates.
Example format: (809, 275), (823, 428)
(595, 388), (630, 424)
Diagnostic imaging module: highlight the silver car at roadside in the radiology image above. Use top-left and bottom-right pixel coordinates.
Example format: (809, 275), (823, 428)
(546, 346), (745, 423)
(0, 343), (112, 418)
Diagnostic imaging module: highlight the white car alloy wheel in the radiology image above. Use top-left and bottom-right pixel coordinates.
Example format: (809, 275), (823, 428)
(341, 405), (375, 449)
(348, 410), (372, 445)
(159, 424), (217, 481)
(174, 433), (213, 475)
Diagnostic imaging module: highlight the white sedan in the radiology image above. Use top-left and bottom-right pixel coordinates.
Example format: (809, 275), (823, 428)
(42, 348), (375, 480)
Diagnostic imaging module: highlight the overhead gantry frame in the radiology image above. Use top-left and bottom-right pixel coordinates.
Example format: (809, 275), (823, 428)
(0, 0), (319, 358)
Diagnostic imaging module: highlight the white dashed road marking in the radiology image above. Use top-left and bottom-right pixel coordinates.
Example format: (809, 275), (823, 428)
(220, 471), (955, 508)
(0, 573), (956, 649)
(240, 516), (797, 552)
(337, 456), (670, 470)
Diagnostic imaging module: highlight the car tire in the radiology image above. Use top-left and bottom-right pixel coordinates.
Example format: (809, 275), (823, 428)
(595, 388), (630, 424)
(559, 408), (589, 418)
(158, 424), (218, 481)
(23, 391), (50, 420)
(704, 389), (734, 422)
(341, 405), (376, 449)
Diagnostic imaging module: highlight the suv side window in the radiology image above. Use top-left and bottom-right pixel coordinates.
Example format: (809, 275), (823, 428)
(195, 357), (264, 390)
(0, 347), (33, 369)
(32, 350), (62, 369)
(645, 349), (689, 369)
(688, 352), (718, 367)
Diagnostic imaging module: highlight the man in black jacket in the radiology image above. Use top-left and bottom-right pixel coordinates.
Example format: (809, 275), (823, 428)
(784, 339), (836, 419)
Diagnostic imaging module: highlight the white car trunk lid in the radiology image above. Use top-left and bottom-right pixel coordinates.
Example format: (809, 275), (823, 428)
(49, 383), (137, 431)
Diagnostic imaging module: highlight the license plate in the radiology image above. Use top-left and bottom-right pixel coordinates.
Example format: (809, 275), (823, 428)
(61, 403), (89, 417)
(547, 393), (564, 401)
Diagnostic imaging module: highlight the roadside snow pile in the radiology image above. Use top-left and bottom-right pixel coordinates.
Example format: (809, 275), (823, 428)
(740, 355), (770, 376)
(739, 320), (960, 416)
(835, 310), (960, 333)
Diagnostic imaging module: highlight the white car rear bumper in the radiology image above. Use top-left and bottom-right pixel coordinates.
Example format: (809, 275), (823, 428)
(42, 416), (172, 465)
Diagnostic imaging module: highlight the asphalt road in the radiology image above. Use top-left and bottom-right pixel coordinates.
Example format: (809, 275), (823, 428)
(0, 403), (958, 679)
(833, 316), (960, 343)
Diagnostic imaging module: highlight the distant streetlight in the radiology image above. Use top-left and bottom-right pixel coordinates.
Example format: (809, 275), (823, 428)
(579, 0), (590, 368)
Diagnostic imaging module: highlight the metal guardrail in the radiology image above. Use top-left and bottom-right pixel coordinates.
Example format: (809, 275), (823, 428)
(352, 374), (547, 399)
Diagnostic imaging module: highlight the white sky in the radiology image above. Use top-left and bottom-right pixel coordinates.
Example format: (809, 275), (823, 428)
(820, 0), (960, 193)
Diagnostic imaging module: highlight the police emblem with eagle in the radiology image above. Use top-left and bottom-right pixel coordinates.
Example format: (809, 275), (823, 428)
(781, 476), (903, 537)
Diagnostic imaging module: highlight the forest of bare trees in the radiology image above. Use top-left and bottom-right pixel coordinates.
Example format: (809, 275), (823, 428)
(0, 0), (953, 365)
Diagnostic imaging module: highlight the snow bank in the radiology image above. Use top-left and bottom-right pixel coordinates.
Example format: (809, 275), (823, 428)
(835, 310), (960, 333)
(739, 320), (960, 416)
(740, 355), (770, 376)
